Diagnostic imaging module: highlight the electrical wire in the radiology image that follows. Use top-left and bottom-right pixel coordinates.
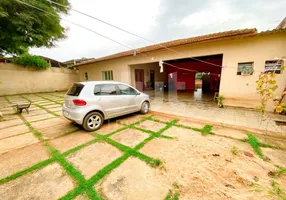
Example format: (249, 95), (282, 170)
(17, 0), (284, 76)
(45, 0), (225, 68)
(16, 0), (133, 50)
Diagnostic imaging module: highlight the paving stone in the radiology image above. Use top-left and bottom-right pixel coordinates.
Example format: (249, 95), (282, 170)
(177, 119), (206, 129)
(152, 115), (173, 123)
(95, 157), (169, 200)
(110, 129), (149, 148)
(0, 142), (50, 179)
(0, 133), (39, 154)
(116, 114), (147, 125)
(50, 130), (94, 152)
(136, 120), (166, 132)
(25, 113), (55, 122)
(211, 127), (248, 140)
(0, 163), (75, 200)
(32, 118), (78, 139)
(262, 148), (286, 167)
(67, 142), (122, 179)
(43, 104), (61, 109)
(0, 118), (23, 130)
(21, 109), (48, 117)
(37, 122), (79, 139)
(96, 122), (125, 135)
(0, 124), (30, 139)
(48, 107), (62, 112)
(162, 126), (198, 139)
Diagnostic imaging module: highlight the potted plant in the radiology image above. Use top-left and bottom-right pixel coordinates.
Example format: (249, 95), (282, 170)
(146, 80), (152, 90)
(216, 95), (224, 108)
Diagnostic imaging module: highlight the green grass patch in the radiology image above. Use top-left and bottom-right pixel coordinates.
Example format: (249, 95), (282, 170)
(165, 190), (180, 200)
(247, 134), (264, 159)
(148, 117), (169, 124)
(175, 123), (214, 136)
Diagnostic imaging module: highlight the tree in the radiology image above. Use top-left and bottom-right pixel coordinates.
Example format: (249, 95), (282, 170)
(0, 0), (70, 56)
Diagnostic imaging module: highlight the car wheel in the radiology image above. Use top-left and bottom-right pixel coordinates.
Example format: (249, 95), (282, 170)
(140, 101), (149, 114)
(83, 112), (103, 132)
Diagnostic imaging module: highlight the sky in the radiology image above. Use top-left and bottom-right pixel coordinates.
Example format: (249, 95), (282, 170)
(30, 0), (286, 62)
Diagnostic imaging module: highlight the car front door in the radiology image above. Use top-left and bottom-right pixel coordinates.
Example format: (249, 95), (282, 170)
(95, 84), (122, 118)
(117, 84), (138, 113)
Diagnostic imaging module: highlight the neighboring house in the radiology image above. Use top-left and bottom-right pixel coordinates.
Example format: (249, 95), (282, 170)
(276, 17), (286, 29)
(64, 58), (94, 68)
(38, 56), (67, 68)
(75, 21), (286, 111)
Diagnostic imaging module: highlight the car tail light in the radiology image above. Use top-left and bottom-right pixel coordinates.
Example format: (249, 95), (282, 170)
(73, 99), (87, 106)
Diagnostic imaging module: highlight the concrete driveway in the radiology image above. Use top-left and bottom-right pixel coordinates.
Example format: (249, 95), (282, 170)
(0, 92), (286, 200)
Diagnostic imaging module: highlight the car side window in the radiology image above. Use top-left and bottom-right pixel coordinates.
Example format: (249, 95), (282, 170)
(94, 85), (101, 95)
(100, 84), (118, 95)
(118, 84), (136, 95)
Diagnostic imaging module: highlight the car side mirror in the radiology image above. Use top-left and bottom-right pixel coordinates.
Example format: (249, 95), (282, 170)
(136, 92), (141, 95)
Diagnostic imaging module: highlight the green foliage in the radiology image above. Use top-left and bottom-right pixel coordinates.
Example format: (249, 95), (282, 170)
(165, 190), (180, 200)
(216, 95), (224, 108)
(0, 0), (70, 55)
(256, 72), (278, 113)
(247, 134), (264, 159)
(12, 54), (50, 69)
(195, 72), (203, 79)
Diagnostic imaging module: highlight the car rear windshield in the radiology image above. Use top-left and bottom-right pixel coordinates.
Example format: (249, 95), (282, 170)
(67, 84), (84, 96)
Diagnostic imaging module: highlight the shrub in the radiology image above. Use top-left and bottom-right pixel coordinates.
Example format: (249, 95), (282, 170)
(12, 54), (50, 70)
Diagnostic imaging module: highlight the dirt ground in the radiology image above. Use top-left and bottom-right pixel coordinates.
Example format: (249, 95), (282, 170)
(0, 92), (286, 200)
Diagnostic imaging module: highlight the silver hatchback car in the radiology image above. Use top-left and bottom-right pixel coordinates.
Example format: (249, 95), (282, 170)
(63, 81), (150, 131)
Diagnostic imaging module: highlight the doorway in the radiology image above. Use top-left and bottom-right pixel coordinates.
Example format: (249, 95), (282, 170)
(135, 69), (144, 91)
(150, 70), (155, 89)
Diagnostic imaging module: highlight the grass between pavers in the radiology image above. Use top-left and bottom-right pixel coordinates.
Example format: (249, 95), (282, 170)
(4, 111), (276, 200)
(21, 95), (60, 117)
(240, 134), (280, 159)
(35, 94), (63, 105)
(0, 114), (170, 200)
(174, 122), (215, 136)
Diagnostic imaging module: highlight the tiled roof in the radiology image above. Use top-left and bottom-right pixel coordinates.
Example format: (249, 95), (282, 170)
(75, 28), (258, 66)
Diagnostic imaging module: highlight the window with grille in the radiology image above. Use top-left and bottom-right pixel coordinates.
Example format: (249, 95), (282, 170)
(237, 62), (254, 75)
(265, 60), (283, 74)
(102, 71), (113, 80)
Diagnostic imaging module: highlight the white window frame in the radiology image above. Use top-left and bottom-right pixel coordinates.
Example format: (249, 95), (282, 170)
(102, 70), (113, 80)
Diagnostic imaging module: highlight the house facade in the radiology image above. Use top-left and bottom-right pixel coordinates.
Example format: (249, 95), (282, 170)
(76, 28), (286, 111)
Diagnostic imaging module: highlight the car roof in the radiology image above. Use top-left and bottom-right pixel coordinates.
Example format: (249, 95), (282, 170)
(76, 81), (128, 85)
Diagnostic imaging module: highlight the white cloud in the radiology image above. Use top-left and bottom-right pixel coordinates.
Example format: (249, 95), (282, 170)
(30, 0), (160, 61)
(181, 1), (242, 28)
(29, 0), (285, 62)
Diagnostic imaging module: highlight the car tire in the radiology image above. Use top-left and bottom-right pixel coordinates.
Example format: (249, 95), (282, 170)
(140, 101), (149, 114)
(82, 112), (104, 132)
